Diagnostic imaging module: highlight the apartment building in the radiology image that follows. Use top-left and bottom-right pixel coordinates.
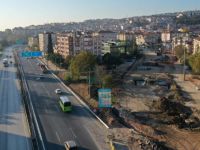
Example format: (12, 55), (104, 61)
(39, 32), (56, 53)
(117, 32), (135, 41)
(172, 34), (193, 54)
(28, 36), (38, 48)
(54, 33), (73, 58)
(193, 37), (200, 54)
(53, 30), (117, 58)
(135, 35), (145, 45)
(161, 30), (171, 43)
(93, 30), (117, 55)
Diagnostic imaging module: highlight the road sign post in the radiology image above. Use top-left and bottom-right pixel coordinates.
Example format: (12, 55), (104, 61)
(98, 88), (112, 108)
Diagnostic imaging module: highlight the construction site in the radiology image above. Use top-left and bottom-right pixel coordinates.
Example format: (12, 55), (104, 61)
(54, 48), (200, 150)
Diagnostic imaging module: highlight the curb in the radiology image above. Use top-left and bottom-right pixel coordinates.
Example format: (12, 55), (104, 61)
(39, 58), (109, 129)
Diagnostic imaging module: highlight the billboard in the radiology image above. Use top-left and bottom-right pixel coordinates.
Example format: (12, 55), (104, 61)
(21, 51), (43, 57)
(98, 88), (112, 108)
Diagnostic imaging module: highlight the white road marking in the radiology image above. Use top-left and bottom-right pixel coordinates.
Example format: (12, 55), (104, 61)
(70, 128), (77, 138)
(55, 132), (61, 144)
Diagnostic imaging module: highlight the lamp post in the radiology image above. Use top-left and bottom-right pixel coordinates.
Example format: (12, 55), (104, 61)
(183, 46), (186, 81)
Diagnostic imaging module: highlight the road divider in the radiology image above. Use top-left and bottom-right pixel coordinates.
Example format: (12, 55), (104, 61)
(15, 51), (46, 150)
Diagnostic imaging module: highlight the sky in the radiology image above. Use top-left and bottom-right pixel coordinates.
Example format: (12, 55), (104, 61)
(0, 0), (200, 31)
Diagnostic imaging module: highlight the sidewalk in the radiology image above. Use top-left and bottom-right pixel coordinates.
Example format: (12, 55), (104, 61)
(173, 62), (200, 111)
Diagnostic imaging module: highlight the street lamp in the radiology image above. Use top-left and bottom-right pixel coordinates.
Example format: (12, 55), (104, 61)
(183, 46), (186, 81)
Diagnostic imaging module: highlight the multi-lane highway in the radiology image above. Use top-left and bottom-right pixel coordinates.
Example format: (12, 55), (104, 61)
(18, 50), (108, 150)
(0, 46), (32, 150)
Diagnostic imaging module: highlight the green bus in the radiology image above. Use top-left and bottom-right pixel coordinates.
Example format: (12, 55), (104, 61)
(59, 96), (72, 112)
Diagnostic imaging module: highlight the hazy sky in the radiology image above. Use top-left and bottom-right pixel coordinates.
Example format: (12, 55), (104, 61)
(0, 0), (199, 31)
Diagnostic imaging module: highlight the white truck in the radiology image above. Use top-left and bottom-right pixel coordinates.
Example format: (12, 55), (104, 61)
(3, 58), (9, 67)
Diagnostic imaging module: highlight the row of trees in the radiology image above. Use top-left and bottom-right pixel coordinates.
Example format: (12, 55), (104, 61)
(46, 53), (72, 69)
(174, 45), (200, 74)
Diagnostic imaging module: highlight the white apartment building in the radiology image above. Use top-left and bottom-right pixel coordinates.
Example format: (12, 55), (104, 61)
(193, 37), (200, 54)
(136, 35), (145, 45)
(117, 32), (134, 41)
(28, 36), (38, 48)
(161, 31), (171, 43)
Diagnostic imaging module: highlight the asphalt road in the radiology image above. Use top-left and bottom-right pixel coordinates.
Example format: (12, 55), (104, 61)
(18, 52), (108, 150)
(0, 46), (32, 150)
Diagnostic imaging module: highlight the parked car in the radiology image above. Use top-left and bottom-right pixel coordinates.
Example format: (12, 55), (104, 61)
(64, 141), (78, 150)
(55, 89), (62, 94)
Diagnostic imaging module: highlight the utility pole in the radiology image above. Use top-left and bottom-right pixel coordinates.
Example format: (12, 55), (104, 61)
(55, 57), (57, 71)
(88, 69), (91, 98)
(183, 46), (186, 81)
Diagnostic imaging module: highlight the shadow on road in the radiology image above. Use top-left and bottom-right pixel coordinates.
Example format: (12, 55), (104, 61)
(0, 131), (31, 149)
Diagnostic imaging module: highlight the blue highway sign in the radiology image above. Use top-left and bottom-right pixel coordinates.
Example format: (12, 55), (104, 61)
(21, 51), (43, 57)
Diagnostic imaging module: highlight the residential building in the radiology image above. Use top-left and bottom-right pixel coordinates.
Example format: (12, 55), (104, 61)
(28, 36), (38, 48)
(39, 32), (56, 53)
(144, 32), (160, 46)
(73, 31), (101, 55)
(135, 35), (145, 45)
(161, 30), (171, 43)
(172, 33), (193, 54)
(117, 32), (134, 42)
(54, 33), (73, 58)
(102, 41), (128, 55)
(193, 37), (200, 54)
(93, 30), (117, 54)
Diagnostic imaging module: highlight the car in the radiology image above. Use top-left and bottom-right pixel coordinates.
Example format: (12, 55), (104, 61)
(55, 89), (62, 94)
(36, 77), (40, 80)
(64, 141), (78, 150)
(39, 75), (44, 79)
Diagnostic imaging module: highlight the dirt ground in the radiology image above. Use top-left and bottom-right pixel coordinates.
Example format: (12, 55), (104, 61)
(114, 49), (200, 150)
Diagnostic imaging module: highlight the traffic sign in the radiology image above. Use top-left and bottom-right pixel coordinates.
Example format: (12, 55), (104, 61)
(98, 88), (112, 108)
(21, 51), (43, 57)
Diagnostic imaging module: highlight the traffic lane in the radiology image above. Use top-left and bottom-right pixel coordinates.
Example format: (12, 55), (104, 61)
(0, 48), (32, 150)
(37, 80), (100, 149)
(20, 58), (99, 150)
(27, 57), (105, 149)
(23, 75), (99, 150)
(22, 63), (97, 149)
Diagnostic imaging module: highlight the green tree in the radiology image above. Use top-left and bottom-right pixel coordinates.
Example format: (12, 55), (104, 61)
(102, 74), (113, 88)
(189, 53), (200, 74)
(102, 53), (122, 69)
(174, 45), (185, 59)
(70, 51), (96, 80)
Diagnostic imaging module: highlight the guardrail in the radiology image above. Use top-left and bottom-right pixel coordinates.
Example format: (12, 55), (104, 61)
(14, 51), (46, 150)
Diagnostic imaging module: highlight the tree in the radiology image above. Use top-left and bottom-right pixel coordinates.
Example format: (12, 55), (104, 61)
(102, 53), (122, 69)
(69, 51), (96, 80)
(189, 53), (200, 74)
(102, 74), (113, 88)
(174, 45), (185, 59)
